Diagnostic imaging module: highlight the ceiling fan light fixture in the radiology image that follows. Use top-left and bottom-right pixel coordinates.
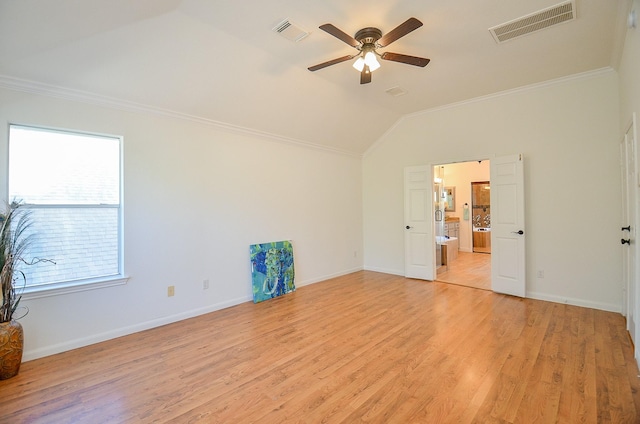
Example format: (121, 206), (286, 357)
(364, 51), (380, 71)
(308, 18), (429, 84)
(353, 49), (380, 73)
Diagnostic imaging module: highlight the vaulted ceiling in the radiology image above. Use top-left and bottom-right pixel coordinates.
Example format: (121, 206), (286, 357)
(0, 0), (631, 155)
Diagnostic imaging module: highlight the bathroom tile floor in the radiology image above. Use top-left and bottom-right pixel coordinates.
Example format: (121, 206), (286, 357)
(437, 251), (491, 290)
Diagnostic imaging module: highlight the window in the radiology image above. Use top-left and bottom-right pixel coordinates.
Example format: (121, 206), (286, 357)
(8, 125), (124, 294)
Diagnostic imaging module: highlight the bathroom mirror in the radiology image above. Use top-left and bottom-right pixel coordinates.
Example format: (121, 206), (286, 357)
(445, 186), (455, 211)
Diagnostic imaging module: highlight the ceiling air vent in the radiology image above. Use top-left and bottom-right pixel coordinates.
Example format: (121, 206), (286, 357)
(272, 19), (310, 42)
(386, 86), (408, 97)
(489, 0), (576, 43)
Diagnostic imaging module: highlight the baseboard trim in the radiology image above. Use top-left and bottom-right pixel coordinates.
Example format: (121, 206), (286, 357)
(296, 267), (364, 287)
(25, 267), (620, 361)
(526, 291), (621, 313)
(23, 267), (366, 361)
(363, 265), (404, 276)
(23, 295), (251, 361)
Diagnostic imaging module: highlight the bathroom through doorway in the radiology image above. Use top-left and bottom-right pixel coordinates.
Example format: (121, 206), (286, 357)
(434, 160), (491, 290)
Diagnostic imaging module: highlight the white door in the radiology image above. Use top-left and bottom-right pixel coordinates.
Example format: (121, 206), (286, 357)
(490, 154), (526, 297)
(621, 114), (637, 342)
(404, 165), (435, 280)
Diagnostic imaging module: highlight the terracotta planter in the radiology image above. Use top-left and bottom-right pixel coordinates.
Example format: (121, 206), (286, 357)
(0, 320), (24, 380)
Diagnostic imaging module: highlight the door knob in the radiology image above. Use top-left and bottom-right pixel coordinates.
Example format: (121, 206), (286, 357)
(406, 225), (412, 230)
(511, 230), (524, 235)
(621, 238), (631, 245)
(622, 225), (631, 231)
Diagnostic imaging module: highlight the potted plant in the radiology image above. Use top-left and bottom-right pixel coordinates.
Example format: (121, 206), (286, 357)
(0, 201), (37, 379)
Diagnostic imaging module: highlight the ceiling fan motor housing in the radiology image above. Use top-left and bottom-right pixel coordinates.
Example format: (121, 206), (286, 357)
(355, 27), (383, 46)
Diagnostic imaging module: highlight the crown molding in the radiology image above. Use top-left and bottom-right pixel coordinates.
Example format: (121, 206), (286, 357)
(363, 67), (616, 157)
(404, 67), (615, 120)
(0, 75), (361, 158)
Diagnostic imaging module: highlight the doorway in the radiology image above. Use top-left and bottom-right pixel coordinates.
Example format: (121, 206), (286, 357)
(471, 181), (491, 254)
(404, 154), (525, 297)
(434, 161), (492, 290)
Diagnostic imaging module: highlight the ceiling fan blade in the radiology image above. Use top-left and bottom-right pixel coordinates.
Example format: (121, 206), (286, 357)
(308, 55), (355, 72)
(319, 23), (360, 48)
(377, 17), (423, 48)
(360, 65), (372, 84)
(380, 52), (430, 67)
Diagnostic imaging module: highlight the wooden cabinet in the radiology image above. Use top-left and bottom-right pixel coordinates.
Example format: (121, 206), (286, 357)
(473, 231), (491, 253)
(444, 217), (459, 238)
(444, 217), (459, 260)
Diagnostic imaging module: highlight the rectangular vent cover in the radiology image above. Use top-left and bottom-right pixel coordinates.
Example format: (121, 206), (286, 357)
(272, 19), (309, 42)
(489, 0), (576, 43)
(386, 86), (408, 97)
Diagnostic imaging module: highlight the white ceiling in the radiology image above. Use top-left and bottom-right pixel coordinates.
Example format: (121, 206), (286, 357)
(0, 0), (631, 155)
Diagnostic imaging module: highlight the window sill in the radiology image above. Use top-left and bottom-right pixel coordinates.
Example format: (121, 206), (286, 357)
(21, 275), (130, 300)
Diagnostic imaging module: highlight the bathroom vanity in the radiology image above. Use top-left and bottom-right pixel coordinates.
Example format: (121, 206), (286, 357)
(473, 228), (491, 253)
(443, 217), (459, 260)
(444, 217), (459, 238)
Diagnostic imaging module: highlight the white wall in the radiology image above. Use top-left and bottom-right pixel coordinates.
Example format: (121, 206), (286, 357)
(363, 69), (622, 312)
(619, 0), (640, 125)
(0, 87), (364, 360)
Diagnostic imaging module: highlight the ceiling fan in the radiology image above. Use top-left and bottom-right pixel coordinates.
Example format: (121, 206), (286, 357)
(308, 17), (430, 84)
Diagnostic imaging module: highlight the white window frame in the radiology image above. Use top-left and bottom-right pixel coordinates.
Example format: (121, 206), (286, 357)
(8, 124), (128, 299)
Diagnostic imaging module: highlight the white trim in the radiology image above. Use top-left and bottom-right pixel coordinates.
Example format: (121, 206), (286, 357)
(22, 293), (248, 361)
(21, 266), (365, 361)
(363, 265), (404, 277)
(404, 67), (614, 120)
(0, 75), (361, 159)
(363, 67), (616, 157)
(360, 268), (620, 312)
(21, 275), (130, 300)
(526, 290), (621, 314)
(362, 118), (405, 158)
(9, 124), (125, 290)
(295, 266), (364, 287)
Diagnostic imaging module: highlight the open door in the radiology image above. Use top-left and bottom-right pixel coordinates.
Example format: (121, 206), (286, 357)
(490, 154), (526, 297)
(621, 113), (637, 347)
(404, 165), (435, 280)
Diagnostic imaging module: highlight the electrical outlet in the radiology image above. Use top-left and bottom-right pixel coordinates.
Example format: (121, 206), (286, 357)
(167, 285), (175, 297)
(537, 270), (544, 278)
(203, 279), (209, 290)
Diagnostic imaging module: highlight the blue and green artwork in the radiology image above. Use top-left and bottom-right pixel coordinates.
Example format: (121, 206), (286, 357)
(250, 240), (295, 303)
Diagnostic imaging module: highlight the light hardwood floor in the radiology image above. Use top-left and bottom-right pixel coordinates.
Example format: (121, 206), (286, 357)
(437, 251), (491, 291)
(1, 271), (639, 423)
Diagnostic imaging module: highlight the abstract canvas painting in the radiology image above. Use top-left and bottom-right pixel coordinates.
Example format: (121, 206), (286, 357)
(250, 240), (295, 303)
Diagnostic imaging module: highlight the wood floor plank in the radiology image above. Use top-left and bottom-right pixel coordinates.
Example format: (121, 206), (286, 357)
(436, 251), (491, 290)
(0, 271), (638, 423)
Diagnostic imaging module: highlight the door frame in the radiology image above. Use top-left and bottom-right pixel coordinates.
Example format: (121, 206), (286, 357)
(620, 120), (633, 320)
(405, 154), (526, 297)
(621, 113), (638, 353)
